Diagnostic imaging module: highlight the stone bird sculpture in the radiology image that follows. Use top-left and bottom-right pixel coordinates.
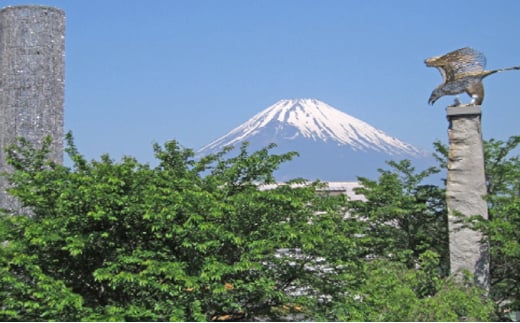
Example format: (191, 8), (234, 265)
(425, 47), (520, 106)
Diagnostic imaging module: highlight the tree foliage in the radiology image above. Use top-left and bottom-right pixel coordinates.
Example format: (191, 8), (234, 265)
(350, 160), (449, 273)
(0, 134), (364, 321)
(350, 253), (494, 322)
(0, 133), (498, 321)
(483, 136), (520, 317)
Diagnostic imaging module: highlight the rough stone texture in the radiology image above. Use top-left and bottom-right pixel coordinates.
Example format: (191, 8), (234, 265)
(0, 6), (65, 210)
(446, 105), (490, 291)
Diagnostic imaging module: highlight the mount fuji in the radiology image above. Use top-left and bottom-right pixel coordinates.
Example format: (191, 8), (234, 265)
(197, 99), (432, 181)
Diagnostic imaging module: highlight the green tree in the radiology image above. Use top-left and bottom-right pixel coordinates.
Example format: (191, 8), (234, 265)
(350, 159), (449, 273)
(348, 252), (495, 322)
(345, 157), (495, 321)
(482, 136), (520, 317)
(0, 134), (497, 321)
(0, 134), (365, 321)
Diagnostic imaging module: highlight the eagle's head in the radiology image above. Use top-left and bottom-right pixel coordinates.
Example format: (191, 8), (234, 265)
(428, 88), (443, 105)
(424, 55), (442, 67)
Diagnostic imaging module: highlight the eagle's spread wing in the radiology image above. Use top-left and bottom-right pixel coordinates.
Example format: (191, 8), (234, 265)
(425, 47), (486, 84)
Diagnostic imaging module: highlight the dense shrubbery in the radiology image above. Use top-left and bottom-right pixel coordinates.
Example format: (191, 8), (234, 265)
(1, 132), (517, 321)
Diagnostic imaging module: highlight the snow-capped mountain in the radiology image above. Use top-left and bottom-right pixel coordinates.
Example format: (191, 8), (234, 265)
(199, 98), (423, 156)
(198, 99), (432, 181)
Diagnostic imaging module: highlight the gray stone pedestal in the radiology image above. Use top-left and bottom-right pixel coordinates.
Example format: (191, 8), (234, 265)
(446, 105), (489, 291)
(0, 6), (65, 210)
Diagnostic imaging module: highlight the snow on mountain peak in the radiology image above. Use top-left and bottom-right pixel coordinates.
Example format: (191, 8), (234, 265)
(198, 98), (424, 156)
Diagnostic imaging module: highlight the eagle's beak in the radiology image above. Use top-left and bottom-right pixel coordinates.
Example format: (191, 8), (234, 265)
(428, 94), (437, 105)
(424, 56), (438, 67)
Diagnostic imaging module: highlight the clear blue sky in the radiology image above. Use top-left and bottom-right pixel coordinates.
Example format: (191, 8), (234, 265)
(3, 0), (520, 163)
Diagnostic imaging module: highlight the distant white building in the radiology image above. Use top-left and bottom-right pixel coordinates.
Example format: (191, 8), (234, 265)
(318, 182), (365, 201)
(259, 181), (365, 201)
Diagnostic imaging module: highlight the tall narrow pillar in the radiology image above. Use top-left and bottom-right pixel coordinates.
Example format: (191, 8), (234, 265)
(446, 105), (489, 291)
(0, 5), (65, 210)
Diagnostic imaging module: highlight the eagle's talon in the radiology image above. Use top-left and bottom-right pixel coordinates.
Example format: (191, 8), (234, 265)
(454, 97), (462, 106)
(470, 94), (479, 105)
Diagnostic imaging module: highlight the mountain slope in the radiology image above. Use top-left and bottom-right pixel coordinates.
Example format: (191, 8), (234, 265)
(197, 99), (431, 181)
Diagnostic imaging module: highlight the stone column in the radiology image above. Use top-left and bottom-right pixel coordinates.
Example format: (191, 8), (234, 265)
(0, 5), (65, 210)
(446, 105), (489, 291)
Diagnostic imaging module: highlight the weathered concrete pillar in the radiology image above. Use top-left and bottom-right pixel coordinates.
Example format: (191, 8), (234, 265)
(446, 105), (489, 291)
(0, 5), (65, 210)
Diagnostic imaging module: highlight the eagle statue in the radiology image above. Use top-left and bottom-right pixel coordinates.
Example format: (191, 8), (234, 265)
(425, 47), (520, 106)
